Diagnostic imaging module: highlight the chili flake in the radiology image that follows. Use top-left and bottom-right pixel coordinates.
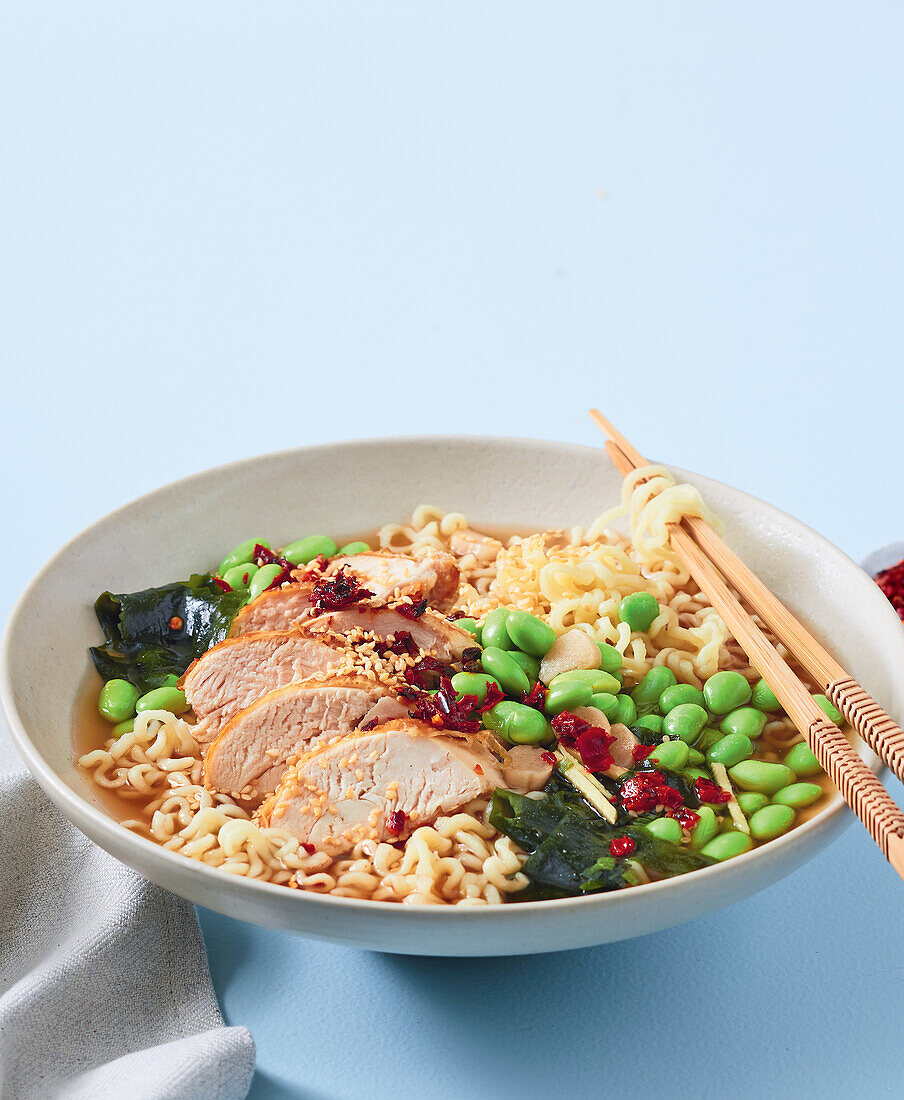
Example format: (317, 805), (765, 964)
(609, 836), (636, 858)
(310, 566), (373, 612)
(695, 777), (732, 804)
(386, 810), (408, 836)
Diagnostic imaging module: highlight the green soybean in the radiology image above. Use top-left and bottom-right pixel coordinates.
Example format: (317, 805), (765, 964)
(645, 818), (682, 844)
(771, 782), (823, 809)
(481, 608), (515, 651)
(222, 562), (259, 591)
(687, 747), (706, 765)
(683, 766), (711, 784)
(813, 694), (843, 724)
(112, 719), (134, 737)
(612, 694), (637, 726)
(703, 671), (752, 715)
(636, 714), (663, 735)
(707, 733), (754, 768)
(219, 538), (268, 574)
(697, 727), (723, 752)
(618, 591), (660, 633)
(751, 678), (781, 712)
(450, 672), (501, 704)
(283, 536), (338, 565)
(749, 804), (796, 840)
(98, 679), (140, 723)
(631, 666), (678, 710)
(136, 686), (188, 715)
(719, 706), (767, 740)
(553, 669), (621, 694)
(691, 806), (719, 849)
(544, 680), (593, 716)
(784, 741), (822, 778)
(728, 760), (795, 794)
(650, 739), (690, 770)
(588, 692), (620, 720)
(659, 683), (706, 713)
(701, 832), (754, 860)
(662, 703), (708, 744)
(455, 618), (482, 641)
(248, 563), (283, 600)
(484, 701), (551, 745)
(162, 673), (180, 687)
(480, 647), (530, 696)
(509, 651), (540, 682)
(737, 791), (769, 817)
(505, 609), (557, 656)
(338, 541), (370, 555)
(596, 642), (624, 674)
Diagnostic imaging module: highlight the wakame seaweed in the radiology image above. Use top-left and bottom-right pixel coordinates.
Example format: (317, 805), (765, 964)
(89, 574), (246, 693)
(490, 782), (716, 899)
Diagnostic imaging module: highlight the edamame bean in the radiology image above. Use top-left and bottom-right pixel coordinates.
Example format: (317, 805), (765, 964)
(219, 538), (268, 574)
(509, 651), (540, 682)
(113, 719), (134, 737)
(771, 782), (823, 809)
(248, 563), (283, 600)
(719, 707), (767, 740)
(749, 804), (796, 840)
(687, 747), (706, 765)
(98, 678), (140, 723)
(338, 541), (370, 555)
(161, 673), (180, 687)
(662, 703), (708, 744)
(505, 609), (557, 656)
(544, 680), (593, 715)
(455, 618), (482, 640)
(480, 647), (531, 696)
(612, 694), (637, 726)
(136, 686), (189, 715)
(736, 791), (768, 817)
(751, 678), (781, 712)
(481, 608), (515, 651)
(683, 766), (711, 784)
(650, 739), (690, 770)
(784, 741), (822, 778)
(484, 701), (551, 745)
(659, 683), (706, 713)
(703, 671), (752, 714)
(552, 669), (621, 694)
(691, 806), (719, 849)
(813, 694), (843, 724)
(283, 536), (338, 565)
(588, 692), (620, 720)
(637, 714), (663, 735)
(450, 671), (501, 704)
(728, 760), (795, 794)
(697, 727), (723, 752)
(619, 592), (660, 633)
(645, 818), (682, 844)
(631, 666), (678, 710)
(596, 642), (623, 674)
(223, 562), (259, 591)
(701, 832), (754, 860)
(707, 733), (754, 768)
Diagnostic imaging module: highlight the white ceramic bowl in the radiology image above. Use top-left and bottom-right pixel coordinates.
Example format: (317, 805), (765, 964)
(2, 437), (901, 956)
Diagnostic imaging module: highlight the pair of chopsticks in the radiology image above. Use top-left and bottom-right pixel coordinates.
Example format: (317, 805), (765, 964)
(590, 409), (904, 878)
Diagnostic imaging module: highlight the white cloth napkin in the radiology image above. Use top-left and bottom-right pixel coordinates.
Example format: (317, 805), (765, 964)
(0, 720), (255, 1100)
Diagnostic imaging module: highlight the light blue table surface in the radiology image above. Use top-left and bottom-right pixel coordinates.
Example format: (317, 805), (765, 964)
(3, 3), (904, 1097)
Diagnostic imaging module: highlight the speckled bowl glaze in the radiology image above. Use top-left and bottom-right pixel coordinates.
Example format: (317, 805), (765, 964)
(2, 437), (902, 955)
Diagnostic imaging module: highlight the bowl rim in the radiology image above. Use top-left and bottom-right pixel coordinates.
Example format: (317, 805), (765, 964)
(0, 432), (896, 919)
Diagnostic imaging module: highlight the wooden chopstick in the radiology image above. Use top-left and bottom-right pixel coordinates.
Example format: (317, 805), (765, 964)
(591, 421), (904, 876)
(589, 409), (904, 788)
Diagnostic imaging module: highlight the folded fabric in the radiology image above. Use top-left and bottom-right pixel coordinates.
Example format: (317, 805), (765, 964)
(0, 728), (255, 1100)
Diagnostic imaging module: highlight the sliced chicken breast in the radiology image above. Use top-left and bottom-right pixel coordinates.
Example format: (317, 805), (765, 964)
(228, 582), (315, 637)
(324, 548), (459, 609)
(181, 631), (342, 743)
(203, 675), (397, 806)
(257, 719), (503, 853)
(305, 605), (475, 660)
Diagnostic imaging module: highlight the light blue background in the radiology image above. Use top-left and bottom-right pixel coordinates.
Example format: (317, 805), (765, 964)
(3, 3), (903, 1097)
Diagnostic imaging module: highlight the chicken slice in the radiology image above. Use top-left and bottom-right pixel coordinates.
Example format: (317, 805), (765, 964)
(203, 675), (398, 807)
(323, 548), (459, 609)
(305, 605), (475, 661)
(228, 582), (316, 637)
(448, 529), (504, 566)
(181, 631), (342, 743)
(257, 719), (503, 853)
